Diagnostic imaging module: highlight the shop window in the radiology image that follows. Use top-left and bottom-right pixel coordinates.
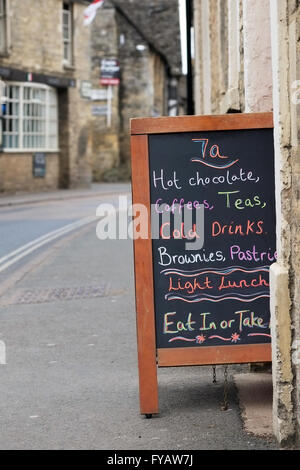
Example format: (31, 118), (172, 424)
(3, 83), (58, 151)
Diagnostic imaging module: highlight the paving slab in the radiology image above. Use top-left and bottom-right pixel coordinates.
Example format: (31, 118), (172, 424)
(234, 373), (273, 437)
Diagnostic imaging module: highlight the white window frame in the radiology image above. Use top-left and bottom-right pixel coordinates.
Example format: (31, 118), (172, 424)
(62, 2), (73, 66)
(3, 82), (59, 153)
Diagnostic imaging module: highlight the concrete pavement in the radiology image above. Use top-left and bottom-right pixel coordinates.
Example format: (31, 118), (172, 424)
(234, 373), (273, 438)
(0, 188), (279, 449)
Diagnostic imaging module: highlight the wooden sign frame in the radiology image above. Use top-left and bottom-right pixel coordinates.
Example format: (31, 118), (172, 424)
(130, 113), (274, 417)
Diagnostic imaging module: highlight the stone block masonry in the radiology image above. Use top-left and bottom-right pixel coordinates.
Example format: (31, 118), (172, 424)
(0, 0), (94, 192)
(89, 1), (172, 180)
(193, 0), (300, 446)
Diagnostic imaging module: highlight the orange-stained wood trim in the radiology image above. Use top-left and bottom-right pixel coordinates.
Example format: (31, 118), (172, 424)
(131, 134), (159, 415)
(131, 112), (273, 135)
(157, 344), (271, 367)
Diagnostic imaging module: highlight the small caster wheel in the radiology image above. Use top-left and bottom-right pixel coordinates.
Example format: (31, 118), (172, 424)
(145, 414), (152, 419)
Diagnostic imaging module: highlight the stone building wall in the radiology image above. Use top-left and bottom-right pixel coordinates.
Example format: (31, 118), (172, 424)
(0, 0), (93, 192)
(243, 0), (273, 113)
(89, 1), (170, 180)
(116, 8), (167, 164)
(194, 0), (271, 115)
(270, 0), (300, 446)
(0, 153), (59, 192)
(193, 0), (300, 446)
(0, 0), (65, 73)
(63, 1), (94, 189)
(90, 6), (120, 181)
(194, 0), (247, 115)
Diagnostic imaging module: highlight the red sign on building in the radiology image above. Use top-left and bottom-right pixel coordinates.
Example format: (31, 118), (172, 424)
(100, 58), (120, 86)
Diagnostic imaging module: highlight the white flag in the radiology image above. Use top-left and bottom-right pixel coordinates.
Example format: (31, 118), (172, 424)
(83, 0), (105, 26)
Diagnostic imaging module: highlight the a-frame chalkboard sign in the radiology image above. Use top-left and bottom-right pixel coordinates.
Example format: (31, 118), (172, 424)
(130, 113), (275, 417)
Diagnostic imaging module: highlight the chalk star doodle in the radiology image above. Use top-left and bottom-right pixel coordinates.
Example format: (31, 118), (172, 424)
(196, 334), (206, 344)
(168, 335), (207, 344)
(231, 333), (241, 343)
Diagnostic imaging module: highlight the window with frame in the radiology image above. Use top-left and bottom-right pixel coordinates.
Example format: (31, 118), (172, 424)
(3, 83), (58, 151)
(62, 2), (73, 65)
(0, 0), (7, 53)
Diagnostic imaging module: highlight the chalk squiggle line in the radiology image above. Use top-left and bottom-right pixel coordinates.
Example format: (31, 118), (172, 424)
(163, 269), (269, 277)
(168, 333), (271, 344)
(160, 266), (270, 275)
(191, 158), (239, 169)
(165, 291), (269, 299)
(247, 333), (271, 338)
(168, 337), (196, 343)
(161, 266), (270, 276)
(208, 335), (232, 342)
(165, 294), (270, 303)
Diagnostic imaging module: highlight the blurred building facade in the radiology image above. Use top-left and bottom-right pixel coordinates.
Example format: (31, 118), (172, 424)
(89, 0), (183, 181)
(0, 0), (183, 191)
(193, 0), (300, 447)
(0, 0), (94, 192)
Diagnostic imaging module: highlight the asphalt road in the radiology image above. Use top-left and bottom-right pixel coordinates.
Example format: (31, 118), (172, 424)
(0, 184), (130, 279)
(0, 185), (280, 450)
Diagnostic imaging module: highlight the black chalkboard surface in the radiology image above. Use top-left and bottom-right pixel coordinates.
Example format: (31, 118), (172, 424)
(149, 129), (276, 350)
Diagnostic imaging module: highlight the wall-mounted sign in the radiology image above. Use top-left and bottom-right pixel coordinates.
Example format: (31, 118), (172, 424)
(33, 153), (46, 178)
(130, 113), (275, 417)
(90, 89), (108, 101)
(80, 81), (92, 99)
(91, 105), (108, 116)
(100, 58), (120, 85)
